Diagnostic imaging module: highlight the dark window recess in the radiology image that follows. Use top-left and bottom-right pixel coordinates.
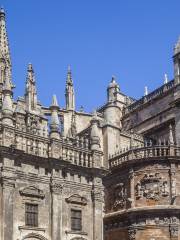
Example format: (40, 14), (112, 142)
(25, 203), (38, 227)
(71, 209), (82, 231)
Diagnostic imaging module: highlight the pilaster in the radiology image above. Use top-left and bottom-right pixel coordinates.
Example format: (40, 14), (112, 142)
(92, 177), (104, 240)
(1, 178), (15, 240)
(50, 180), (63, 240)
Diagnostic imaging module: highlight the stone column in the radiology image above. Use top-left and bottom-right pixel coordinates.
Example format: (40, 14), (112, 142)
(1, 178), (15, 240)
(169, 164), (176, 205)
(175, 105), (180, 146)
(129, 168), (135, 208)
(51, 181), (63, 240)
(128, 227), (137, 240)
(92, 177), (104, 240)
(169, 225), (178, 240)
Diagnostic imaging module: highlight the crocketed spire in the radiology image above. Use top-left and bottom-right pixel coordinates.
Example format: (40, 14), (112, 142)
(25, 63), (37, 111)
(65, 65), (75, 110)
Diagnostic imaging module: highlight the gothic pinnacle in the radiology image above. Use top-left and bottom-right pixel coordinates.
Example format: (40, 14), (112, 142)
(66, 65), (73, 85)
(65, 65), (75, 110)
(50, 94), (60, 138)
(52, 94), (59, 108)
(2, 69), (13, 125)
(0, 7), (11, 62)
(25, 63), (37, 111)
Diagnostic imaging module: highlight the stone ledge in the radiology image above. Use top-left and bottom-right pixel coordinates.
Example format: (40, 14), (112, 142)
(65, 230), (88, 235)
(104, 205), (180, 218)
(18, 226), (46, 232)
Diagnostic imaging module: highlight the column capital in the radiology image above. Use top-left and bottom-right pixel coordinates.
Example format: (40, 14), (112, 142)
(50, 182), (63, 195)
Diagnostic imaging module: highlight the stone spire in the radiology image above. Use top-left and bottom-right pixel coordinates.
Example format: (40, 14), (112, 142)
(0, 8), (11, 68)
(0, 7), (13, 106)
(50, 95), (60, 139)
(25, 63), (38, 111)
(2, 68), (13, 126)
(90, 111), (100, 151)
(65, 65), (75, 110)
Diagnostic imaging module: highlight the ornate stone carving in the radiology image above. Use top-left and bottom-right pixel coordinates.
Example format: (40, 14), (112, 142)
(3, 128), (14, 146)
(169, 225), (178, 237)
(66, 194), (87, 205)
(19, 186), (45, 199)
(113, 183), (126, 210)
(136, 173), (169, 201)
(51, 182), (63, 194)
(92, 189), (104, 202)
(128, 228), (136, 240)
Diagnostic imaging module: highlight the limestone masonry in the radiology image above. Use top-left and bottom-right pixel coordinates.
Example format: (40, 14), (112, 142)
(0, 8), (180, 240)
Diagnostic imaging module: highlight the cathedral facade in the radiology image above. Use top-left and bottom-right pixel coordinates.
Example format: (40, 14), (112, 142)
(0, 8), (180, 240)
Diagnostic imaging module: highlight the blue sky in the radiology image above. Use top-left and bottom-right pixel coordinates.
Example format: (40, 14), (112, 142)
(1, 0), (180, 112)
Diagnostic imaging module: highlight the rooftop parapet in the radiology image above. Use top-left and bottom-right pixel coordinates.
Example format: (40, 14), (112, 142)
(125, 79), (175, 114)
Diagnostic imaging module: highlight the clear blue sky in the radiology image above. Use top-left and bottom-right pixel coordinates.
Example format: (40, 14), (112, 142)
(1, 0), (180, 112)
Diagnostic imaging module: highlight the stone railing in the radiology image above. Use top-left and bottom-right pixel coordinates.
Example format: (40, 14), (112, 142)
(109, 144), (180, 169)
(126, 80), (174, 113)
(1, 125), (94, 168)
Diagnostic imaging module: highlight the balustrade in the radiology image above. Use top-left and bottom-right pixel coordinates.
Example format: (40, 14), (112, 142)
(109, 144), (180, 168)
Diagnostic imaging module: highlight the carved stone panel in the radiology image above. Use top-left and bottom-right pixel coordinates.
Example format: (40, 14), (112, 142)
(19, 186), (45, 199)
(136, 172), (169, 201)
(113, 183), (127, 210)
(66, 194), (87, 205)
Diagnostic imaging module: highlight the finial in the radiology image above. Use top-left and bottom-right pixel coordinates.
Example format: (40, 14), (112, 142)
(66, 65), (73, 84)
(28, 63), (33, 72)
(79, 105), (84, 112)
(92, 110), (98, 120)
(144, 86), (148, 96)
(68, 65), (71, 72)
(0, 6), (5, 13)
(0, 7), (5, 14)
(111, 75), (116, 83)
(164, 74), (168, 84)
(52, 94), (58, 107)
